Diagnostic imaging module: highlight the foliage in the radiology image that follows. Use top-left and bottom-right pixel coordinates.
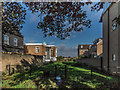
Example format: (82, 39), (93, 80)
(78, 55), (84, 59)
(57, 56), (64, 61)
(2, 61), (119, 89)
(25, 2), (92, 39)
(2, 2), (26, 33)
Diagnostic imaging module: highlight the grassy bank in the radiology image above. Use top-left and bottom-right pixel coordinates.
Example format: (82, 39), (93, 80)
(2, 61), (120, 89)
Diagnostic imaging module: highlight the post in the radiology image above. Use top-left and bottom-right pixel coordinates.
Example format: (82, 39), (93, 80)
(100, 57), (103, 70)
(65, 65), (67, 79)
(12, 68), (14, 74)
(9, 64), (11, 75)
(91, 67), (93, 78)
(30, 65), (31, 76)
(55, 65), (57, 77)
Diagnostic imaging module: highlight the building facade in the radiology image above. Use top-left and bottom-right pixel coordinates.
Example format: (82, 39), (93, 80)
(24, 43), (57, 62)
(2, 30), (24, 54)
(78, 38), (103, 58)
(78, 44), (92, 57)
(101, 2), (120, 73)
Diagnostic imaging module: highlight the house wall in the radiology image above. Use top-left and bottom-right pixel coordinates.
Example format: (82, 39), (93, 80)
(102, 9), (109, 71)
(97, 40), (103, 56)
(102, 2), (120, 73)
(2, 32), (24, 53)
(118, 2), (120, 72)
(79, 49), (88, 56)
(109, 2), (119, 73)
(2, 53), (43, 72)
(24, 45), (46, 56)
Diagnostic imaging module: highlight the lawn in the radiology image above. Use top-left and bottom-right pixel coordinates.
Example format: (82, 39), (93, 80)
(2, 61), (120, 89)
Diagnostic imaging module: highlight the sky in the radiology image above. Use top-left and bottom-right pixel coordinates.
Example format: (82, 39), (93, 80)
(20, 3), (103, 57)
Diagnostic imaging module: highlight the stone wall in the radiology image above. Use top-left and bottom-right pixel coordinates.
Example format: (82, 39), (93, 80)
(2, 53), (43, 72)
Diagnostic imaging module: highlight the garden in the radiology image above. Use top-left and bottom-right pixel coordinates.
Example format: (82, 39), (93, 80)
(2, 61), (120, 89)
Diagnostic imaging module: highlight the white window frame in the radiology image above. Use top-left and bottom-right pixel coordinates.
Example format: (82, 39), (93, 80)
(14, 38), (18, 46)
(35, 46), (40, 53)
(112, 54), (116, 61)
(112, 22), (117, 31)
(4, 35), (9, 45)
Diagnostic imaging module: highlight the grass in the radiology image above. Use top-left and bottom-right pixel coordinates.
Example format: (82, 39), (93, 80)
(2, 61), (120, 89)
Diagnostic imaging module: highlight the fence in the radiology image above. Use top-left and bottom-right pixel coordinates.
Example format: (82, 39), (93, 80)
(7, 63), (119, 80)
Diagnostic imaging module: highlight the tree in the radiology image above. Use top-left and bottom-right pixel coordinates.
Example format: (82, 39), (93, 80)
(2, 2), (26, 34)
(25, 2), (92, 39)
(3, 2), (116, 39)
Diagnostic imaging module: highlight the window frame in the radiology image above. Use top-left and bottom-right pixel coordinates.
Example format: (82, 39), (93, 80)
(14, 38), (18, 46)
(35, 46), (40, 53)
(112, 54), (116, 61)
(4, 35), (9, 45)
(112, 21), (117, 31)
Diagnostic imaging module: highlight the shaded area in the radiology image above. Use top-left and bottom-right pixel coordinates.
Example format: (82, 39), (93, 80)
(2, 61), (120, 89)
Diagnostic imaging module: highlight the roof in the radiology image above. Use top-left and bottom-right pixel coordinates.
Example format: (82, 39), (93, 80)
(24, 43), (56, 47)
(96, 40), (103, 45)
(78, 44), (92, 49)
(93, 38), (103, 44)
(24, 43), (43, 45)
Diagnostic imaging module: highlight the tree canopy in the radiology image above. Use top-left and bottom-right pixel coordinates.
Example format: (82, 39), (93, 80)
(2, 2), (109, 39)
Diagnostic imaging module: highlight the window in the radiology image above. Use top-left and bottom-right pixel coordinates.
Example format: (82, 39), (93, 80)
(112, 22), (117, 31)
(36, 46), (40, 53)
(81, 50), (83, 52)
(14, 38), (18, 46)
(112, 54), (116, 61)
(81, 45), (83, 48)
(4, 35), (9, 45)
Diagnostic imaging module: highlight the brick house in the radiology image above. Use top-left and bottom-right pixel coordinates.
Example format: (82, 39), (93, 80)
(78, 44), (92, 57)
(2, 30), (24, 54)
(97, 39), (103, 58)
(100, 2), (120, 73)
(24, 43), (57, 62)
(89, 38), (103, 58)
(78, 38), (103, 58)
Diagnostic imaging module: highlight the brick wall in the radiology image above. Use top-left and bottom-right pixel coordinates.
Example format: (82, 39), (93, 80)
(24, 45), (46, 56)
(97, 40), (103, 56)
(2, 53), (43, 72)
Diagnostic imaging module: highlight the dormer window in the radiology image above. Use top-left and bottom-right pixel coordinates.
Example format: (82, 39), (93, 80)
(81, 45), (83, 48)
(4, 35), (9, 45)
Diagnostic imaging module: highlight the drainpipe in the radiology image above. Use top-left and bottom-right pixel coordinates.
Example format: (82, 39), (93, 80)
(108, 8), (110, 72)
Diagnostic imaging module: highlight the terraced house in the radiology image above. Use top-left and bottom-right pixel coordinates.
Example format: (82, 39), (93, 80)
(24, 43), (57, 62)
(100, 2), (120, 74)
(2, 29), (24, 54)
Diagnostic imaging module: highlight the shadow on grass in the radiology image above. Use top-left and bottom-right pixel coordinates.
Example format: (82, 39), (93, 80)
(2, 61), (120, 89)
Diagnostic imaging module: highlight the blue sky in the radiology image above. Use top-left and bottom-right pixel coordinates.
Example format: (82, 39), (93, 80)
(20, 3), (103, 57)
